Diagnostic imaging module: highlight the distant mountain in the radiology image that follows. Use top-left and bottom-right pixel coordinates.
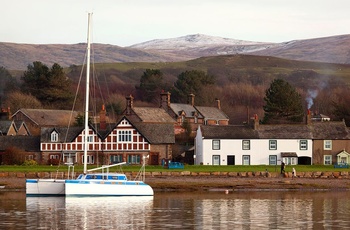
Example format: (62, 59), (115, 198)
(251, 34), (350, 64)
(128, 34), (276, 60)
(0, 42), (181, 70)
(1, 34), (350, 70)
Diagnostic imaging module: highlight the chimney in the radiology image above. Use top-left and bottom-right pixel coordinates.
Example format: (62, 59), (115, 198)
(160, 91), (171, 109)
(252, 114), (259, 130)
(125, 95), (134, 115)
(216, 98), (221, 110)
(188, 93), (195, 106)
(7, 107), (11, 120)
(100, 104), (106, 130)
(306, 109), (312, 125)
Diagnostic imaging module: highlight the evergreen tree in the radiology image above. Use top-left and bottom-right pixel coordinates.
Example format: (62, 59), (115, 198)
(171, 70), (215, 103)
(136, 69), (164, 103)
(263, 79), (304, 124)
(21, 62), (73, 108)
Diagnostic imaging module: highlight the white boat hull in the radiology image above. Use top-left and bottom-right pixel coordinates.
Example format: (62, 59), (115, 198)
(65, 180), (154, 196)
(26, 179), (65, 196)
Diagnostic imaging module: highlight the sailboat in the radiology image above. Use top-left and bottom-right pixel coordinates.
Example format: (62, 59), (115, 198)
(26, 13), (153, 197)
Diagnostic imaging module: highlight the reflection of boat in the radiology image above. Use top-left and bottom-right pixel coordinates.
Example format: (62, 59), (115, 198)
(26, 196), (153, 229)
(26, 13), (153, 197)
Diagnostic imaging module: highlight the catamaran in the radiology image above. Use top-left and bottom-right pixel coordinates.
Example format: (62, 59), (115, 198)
(26, 13), (153, 197)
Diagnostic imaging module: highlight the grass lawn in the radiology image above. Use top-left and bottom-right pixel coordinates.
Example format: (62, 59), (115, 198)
(0, 164), (346, 173)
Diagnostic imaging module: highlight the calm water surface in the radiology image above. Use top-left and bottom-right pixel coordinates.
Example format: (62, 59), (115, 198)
(1, 190), (350, 229)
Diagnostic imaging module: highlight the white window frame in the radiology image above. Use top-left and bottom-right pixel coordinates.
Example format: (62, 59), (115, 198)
(242, 140), (250, 150)
(300, 140), (308, 150)
(82, 155), (94, 164)
(324, 140), (332, 150)
(87, 136), (93, 142)
(118, 130), (132, 142)
(324, 155), (332, 165)
(51, 131), (58, 142)
(212, 140), (220, 150)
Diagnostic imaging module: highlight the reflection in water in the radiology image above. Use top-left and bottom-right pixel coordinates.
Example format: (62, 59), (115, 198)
(26, 196), (153, 229)
(1, 191), (350, 229)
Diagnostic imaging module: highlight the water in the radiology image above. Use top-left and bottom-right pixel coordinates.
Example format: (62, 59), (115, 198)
(1, 190), (350, 229)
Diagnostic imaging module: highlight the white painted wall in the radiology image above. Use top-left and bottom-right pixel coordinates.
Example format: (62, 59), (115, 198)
(196, 139), (312, 166)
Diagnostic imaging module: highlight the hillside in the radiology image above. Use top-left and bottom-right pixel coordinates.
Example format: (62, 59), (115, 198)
(1, 34), (350, 70)
(252, 34), (350, 64)
(0, 42), (180, 70)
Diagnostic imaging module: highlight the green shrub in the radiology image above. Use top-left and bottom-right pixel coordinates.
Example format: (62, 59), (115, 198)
(22, 160), (38, 166)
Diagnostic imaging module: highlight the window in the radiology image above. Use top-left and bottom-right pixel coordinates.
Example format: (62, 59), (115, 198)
(242, 155), (250, 165)
(269, 155), (277, 165)
(300, 140), (308, 150)
(212, 140), (220, 150)
(127, 155), (140, 164)
(269, 140), (277, 150)
(110, 155), (123, 163)
(324, 140), (332, 150)
(242, 140), (250, 150)
(284, 157), (297, 165)
(87, 136), (93, 142)
(63, 153), (76, 163)
(324, 155), (332, 165)
(118, 130), (132, 142)
(25, 155), (34, 160)
(50, 154), (59, 159)
(212, 155), (220, 165)
(51, 131), (58, 142)
(82, 155), (94, 164)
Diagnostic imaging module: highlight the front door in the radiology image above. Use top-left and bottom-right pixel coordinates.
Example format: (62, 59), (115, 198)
(227, 155), (235, 165)
(149, 152), (159, 165)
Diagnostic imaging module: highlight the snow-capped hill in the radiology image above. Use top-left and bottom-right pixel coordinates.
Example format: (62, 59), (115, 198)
(129, 34), (271, 50)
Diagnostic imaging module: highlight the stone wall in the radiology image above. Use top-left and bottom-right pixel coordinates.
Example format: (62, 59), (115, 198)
(0, 171), (349, 179)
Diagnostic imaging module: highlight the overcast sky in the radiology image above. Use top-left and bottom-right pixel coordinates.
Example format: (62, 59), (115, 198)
(1, 0), (349, 47)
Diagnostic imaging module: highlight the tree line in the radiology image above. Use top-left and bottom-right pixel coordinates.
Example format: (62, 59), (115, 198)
(1, 61), (350, 125)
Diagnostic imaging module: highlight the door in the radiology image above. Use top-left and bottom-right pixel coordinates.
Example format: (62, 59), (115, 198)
(149, 152), (159, 165)
(227, 155), (235, 165)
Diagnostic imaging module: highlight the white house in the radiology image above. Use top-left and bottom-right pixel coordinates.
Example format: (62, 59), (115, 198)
(195, 123), (313, 166)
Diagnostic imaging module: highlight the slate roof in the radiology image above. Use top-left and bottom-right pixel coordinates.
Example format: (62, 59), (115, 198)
(132, 107), (175, 123)
(40, 116), (175, 145)
(12, 109), (78, 126)
(133, 122), (175, 144)
(0, 120), (13, 135)
(41, 126), (84, 142)
(310, 121), (350, 140)
(200, 125), (259, 139)
(0, 136), (40, 151)
(170, 103), (203, 118)
(199, 121), (350, 140)
(257, 124), (312, 139)
(195, 106), (229, 120)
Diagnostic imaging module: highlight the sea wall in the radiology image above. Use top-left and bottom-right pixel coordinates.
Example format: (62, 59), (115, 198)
(0, 171), (349, 179)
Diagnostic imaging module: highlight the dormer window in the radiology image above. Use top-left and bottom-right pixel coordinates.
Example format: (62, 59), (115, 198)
(51, 131), (58, 142)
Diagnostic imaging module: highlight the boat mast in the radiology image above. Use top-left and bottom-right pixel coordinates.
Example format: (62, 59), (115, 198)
(84, 13), (92, 174)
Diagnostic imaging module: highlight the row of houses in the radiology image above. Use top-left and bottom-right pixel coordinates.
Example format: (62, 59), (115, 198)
(195, 114), (350, 166)
(1, 92), (349, 166)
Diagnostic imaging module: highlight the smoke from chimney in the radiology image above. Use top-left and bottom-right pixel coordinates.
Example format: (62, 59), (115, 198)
(306, 89), (318, 109)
